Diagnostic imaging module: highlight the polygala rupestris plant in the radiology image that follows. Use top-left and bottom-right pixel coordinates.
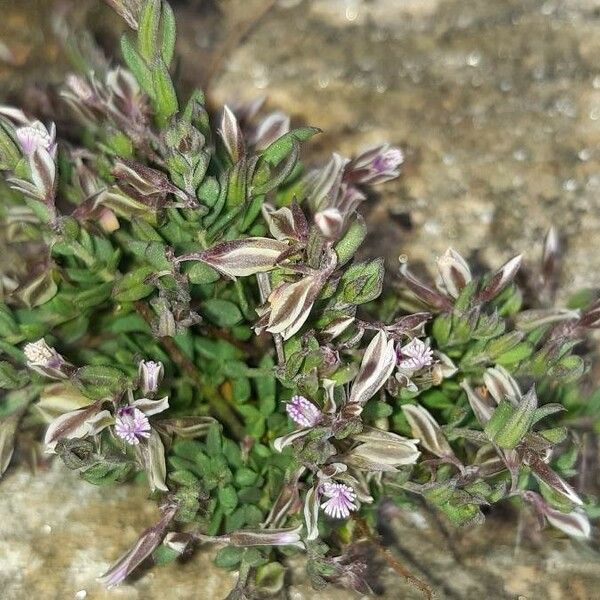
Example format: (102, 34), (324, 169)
(0, 0), (598, 597)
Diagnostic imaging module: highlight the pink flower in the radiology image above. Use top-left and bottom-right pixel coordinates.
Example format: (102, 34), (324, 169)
(396, 338), (433, 372)
(345, 144), (404, 185)
(286, 395), (322, 428)
(15, 121), (56, 157)
(320, 482), (358, 519)
(371, 147), (404, 175)
(115, 406), (151, 445)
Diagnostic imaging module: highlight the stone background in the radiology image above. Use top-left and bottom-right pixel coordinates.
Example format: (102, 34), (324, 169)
(1, 0), (600, 598)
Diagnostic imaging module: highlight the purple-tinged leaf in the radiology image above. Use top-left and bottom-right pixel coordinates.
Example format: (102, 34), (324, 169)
(157, 416), (217, 439)
(461, 380), (496, 425)
(545, 506), (591, 539)
(0, 412), (20, 478)
(113, 158), (189, 203)
(306, 153), (347, 213)
(348, 330), (396, 406)
(303, 485), (320, 541)
(266, 272), (328, 340)
(135, 428), (168, 492)
(262, 201), (308, 242)
(436, 248), (472, 299)
(315, 208), (344, 240)
(525, 450), (583, 506)
(177, 237), (289, 279)
(483, 365), (521, 406)
(344, 428), (420, 471)
(478, 255), (522, 302)
(99, 504), (177, 587)
(44, 403), (112, 452)
(515, 308), (580, 331)
(252, 111), (290, 151)
(524, 491), (590, 538)
(29, 146), (56, 204)
(541, 226), (560, 292)
(577, 299), (600, 329)
(229, 524), (304, 549)
(385, 312), (430, 337)
(402, 404), (455, 460)
(400, 265), (452, 310)
(220, 105), (244, 163)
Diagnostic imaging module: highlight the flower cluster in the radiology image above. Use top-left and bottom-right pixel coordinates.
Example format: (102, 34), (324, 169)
(0, 1), (597, 598)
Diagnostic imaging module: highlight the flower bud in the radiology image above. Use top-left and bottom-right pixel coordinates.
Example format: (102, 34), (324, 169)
(402, 404), (455, 460)
(344, 428), (420, 472)
(315, 207), (344, 240)
(436, 248), (472, 299)
(348, 330), (396, 406)
(138, 360), (164, 396)
(229, 525), (304, 549)
(483, 365), (521, 406)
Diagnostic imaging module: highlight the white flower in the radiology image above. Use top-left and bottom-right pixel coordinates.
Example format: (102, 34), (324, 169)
(396, 338), (433, 372)
(320, 482), (358, 519)
(15, 121), (56, 157)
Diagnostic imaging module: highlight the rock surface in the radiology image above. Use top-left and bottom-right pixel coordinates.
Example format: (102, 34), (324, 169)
(1, 0), (600, 598)
(2, 462), (599, 599)
(204, 0), (600, 297)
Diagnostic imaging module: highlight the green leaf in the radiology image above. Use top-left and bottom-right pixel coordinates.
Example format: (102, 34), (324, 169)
(334, 215), (367, 266)
(206, 424), (222, 456)
(244, 548), (268, 567)
(432, 313), (452, 346)
(214, 545), (244, 569)
(257, 355), (276, 416)
(75, 365), (127, 398)
(185, 261), (220, 284)
(153, 544), (180, 566)
(0, 118), (20, 169)
(496, 342), (533, 366)
(261, 127), (320, 166)
(137, 0), (161, 61)
(0, 362), (28, 389)
(336, 258), (384, 306)
(201, 299), (242, 327)
(112, 267), (155, 302)
(172, 439), (205, 462)
(81, 461), (130, 485)
(160, 1), (177, 66)
(235, 467), (258, 487)
(153, 59), (179, 126)
(218, 485), (238, 514)
(256, 562), (285, 595)
(486, 389), (537, 449)
(232, 377), (251, 403)
(121, 36), (154, 97)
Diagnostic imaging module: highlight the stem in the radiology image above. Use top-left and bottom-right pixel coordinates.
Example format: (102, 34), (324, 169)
(134, 301), (245, 440)
(256, 272), (285, 366)
(352, 515), (433, 600)
(226, 558), (252, 600)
